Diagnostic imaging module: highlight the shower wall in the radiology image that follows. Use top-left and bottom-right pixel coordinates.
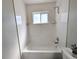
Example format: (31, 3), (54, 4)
(67, 0), (77, 48)
(56, 0), (69, 47)
(26, 2), (57, 48)
(14, 0), (27, 52)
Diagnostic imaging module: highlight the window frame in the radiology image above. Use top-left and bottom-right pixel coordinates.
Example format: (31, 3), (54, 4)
(32, 11), (48, 24)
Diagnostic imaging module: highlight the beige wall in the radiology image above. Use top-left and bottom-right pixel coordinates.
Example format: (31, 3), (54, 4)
(67, 0), (77, 48)
(24, 0), (56, 4)
(2, 0), (20, 59)
(14, 0), (27, 52)
(56, 0), (69, 47)
(27, 2), (56, 24)
(26, 2), (57, 48)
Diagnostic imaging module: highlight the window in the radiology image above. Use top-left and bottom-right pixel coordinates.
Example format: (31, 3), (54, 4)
(32, 11), (48, 24)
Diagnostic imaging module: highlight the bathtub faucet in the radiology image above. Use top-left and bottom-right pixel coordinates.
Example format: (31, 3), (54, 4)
(54, 37), (59, 48)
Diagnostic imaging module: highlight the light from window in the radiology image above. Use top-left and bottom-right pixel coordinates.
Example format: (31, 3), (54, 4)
(32, 11), (48, 24)
(33, 13), (40, 24)
(41, 14), (48, 23)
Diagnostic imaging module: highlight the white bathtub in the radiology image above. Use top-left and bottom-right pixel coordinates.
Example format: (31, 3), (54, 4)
(22, 47), (62, 59)
(22, 46), (61, 52)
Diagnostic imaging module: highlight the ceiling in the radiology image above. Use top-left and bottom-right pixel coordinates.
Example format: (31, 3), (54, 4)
(23, 0), (56, 4)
